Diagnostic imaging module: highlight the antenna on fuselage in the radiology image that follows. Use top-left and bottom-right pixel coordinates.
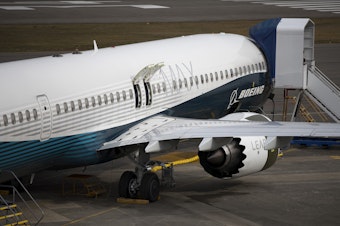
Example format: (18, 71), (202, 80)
(93, 40), (98, 53)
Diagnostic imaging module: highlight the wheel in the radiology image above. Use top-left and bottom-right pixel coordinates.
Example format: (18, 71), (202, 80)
(140, 172), (160, 202)
(118, 171), (138, 199)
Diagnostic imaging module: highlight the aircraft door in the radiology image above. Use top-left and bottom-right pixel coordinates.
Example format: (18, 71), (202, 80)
(36, 94), (52, 141)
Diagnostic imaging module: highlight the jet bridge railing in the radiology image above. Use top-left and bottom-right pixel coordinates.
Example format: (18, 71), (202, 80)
(305, 66), (340, 122)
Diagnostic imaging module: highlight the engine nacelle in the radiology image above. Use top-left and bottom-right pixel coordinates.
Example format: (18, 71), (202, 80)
(198, 112), (279, 179)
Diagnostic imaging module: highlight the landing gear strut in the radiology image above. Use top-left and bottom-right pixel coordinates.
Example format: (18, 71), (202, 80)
(118, 145), (160, 202)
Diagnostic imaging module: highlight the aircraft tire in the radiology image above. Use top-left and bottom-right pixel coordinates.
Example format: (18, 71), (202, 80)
(140, 172), (160, 202)
(118, 171), (138, 199)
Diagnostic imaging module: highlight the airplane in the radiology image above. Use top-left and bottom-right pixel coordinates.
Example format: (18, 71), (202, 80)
(0, 18), (339, 202)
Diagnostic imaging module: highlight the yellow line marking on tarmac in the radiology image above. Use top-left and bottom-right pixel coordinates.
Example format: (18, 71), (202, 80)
(283, 148), (299, 154)
(330, 156), (340, 160)
(62, 206), (122, 225)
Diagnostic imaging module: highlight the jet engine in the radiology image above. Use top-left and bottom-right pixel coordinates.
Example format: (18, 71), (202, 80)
(198, 112), (279, 179)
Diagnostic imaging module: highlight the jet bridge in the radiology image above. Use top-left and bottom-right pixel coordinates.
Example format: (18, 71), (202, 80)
(250, 18), (340, 122)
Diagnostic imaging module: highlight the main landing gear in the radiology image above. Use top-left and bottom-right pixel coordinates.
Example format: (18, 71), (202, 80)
(118, 146), (160, 202)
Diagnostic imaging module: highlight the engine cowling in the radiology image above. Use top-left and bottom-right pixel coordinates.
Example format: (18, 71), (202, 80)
(198, 112), (279, 179)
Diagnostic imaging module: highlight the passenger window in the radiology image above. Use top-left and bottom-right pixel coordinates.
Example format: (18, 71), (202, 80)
(178, 79), (182, 89)
(18, 111), (23, 123)
(91, 97), (96, 107)
(195, 76), (199, 85)
(116, 92), (120, 102)
(235, 68), (238, 76)
(56, 104), (61, 115)
(184, 78), (188, 88)
(71, 101), (75, 111)
(122, 90), (127, 101)
(173, 80), (177, 89)
(85, 98), (90, 108)
(230, 69), (234, 77)
(98, 95), (102, 105)
(110, 93), (114, 103)
(162, 82), (166, 92)
(33, 109), (38, 120)
(200, 75), (204, 84)
(157, 83), (161, 93)
(3, 115), (8, 126)
(78, 100), (83, 110)
(11, 113), (16, 125)
(251, 64), (255, 72)
(259, 63), (262, 71)
(255, 64), (259, 72)
(103, 95), (108, 105)
(239, 67), (242, 75)
(210, 73), (213, 82)
(220, 71), (224, 80)
(25, 110), (31, 121)
(64, 102), (68, 113)
(205, 74), (209, 83)
(129, 89), (133, 99)
(190, 77), (193, 86)
(247, 65), (251, 74)
(215, 72), (218, 81)
(225, 69), (229, 78)
(152, 84), (156, 94)
(243, 66), (247, 74)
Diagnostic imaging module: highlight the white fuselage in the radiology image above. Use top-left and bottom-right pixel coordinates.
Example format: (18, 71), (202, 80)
(0, 33), (269, 177)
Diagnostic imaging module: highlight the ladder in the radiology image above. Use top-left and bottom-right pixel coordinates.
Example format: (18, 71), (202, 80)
(0, 204), (29, 226)
(0, 170), (44, 226)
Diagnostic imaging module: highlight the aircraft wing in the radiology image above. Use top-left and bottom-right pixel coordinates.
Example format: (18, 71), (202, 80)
(99, 113), (340, 152)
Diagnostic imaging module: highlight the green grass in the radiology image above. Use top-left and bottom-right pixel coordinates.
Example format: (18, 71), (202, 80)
(0, 18), (339, 52)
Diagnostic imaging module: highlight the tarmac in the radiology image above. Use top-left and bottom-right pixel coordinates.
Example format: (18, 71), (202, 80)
(24, 142), (340, 226)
